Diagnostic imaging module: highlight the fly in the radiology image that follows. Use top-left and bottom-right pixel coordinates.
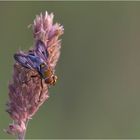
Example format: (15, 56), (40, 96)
(14, 40), (57, 85)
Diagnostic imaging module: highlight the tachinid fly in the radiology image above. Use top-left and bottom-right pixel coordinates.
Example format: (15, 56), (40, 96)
(14, 40), (57, 85)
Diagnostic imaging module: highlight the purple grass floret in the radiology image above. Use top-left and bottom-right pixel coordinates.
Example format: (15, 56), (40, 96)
(5, 11), (64, 140)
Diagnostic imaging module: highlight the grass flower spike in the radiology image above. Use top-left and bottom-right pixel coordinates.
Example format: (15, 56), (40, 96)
(5, 11), (64, 140)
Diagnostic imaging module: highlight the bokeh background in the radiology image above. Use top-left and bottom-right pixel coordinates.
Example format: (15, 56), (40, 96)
(1, 1), (140, 139)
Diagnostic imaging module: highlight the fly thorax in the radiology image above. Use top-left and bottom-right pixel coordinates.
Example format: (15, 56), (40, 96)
(43, 69), (52, 79)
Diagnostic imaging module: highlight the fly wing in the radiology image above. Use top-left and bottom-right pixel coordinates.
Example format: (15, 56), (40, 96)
(14, 52), (35, 70)
(35, 40), (49, 62)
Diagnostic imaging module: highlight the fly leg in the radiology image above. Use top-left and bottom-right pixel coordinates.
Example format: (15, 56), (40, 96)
(21, 74), (39, 84)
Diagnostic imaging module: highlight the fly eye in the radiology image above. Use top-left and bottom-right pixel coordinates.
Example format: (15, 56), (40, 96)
(40, 63), (45, 68)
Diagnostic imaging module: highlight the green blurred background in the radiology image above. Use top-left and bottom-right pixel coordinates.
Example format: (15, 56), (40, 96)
(1, 1), (140, 139)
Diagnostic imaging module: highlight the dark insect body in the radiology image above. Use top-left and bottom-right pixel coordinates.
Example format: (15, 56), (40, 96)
(14, 40), (57, 85)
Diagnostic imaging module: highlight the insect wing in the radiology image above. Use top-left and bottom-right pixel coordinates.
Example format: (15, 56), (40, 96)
(14, 53), (35, 70)
(35, 40), (49, 62)
(27, 54), (43, 72)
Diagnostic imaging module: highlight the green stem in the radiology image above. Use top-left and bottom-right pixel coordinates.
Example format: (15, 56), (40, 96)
(17, 119), (29, 140)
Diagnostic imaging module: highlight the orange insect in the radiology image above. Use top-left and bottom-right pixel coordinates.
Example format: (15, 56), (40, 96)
(14, 40), (57, 86)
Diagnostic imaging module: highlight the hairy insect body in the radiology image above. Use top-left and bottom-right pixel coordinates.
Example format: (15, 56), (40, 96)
(40, 64), (57, 85)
